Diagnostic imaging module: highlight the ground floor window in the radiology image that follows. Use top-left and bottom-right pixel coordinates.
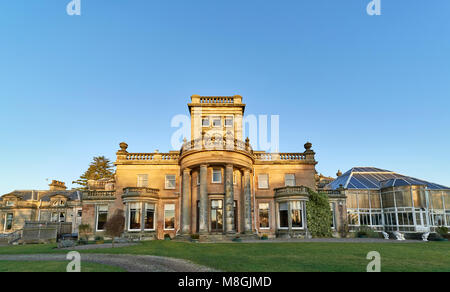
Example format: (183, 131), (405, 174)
(145, 203), (155, 230)
(211, 200), (223, 232)
(259, 203), (270, 229)
(5, 213), (13, 231)
(330, 203), (336, 229)
(164, 204), (175, 230)
(291, 201), (303, 228)
(96, 205), (108, 231)
(279, 202), (289, 228)
(129, 203), (141, 231)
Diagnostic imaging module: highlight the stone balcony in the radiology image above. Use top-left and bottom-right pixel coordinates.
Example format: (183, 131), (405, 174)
(274, 186), (311, 199)
(121, 187), (160, 200)
(82, 190), (116, 201)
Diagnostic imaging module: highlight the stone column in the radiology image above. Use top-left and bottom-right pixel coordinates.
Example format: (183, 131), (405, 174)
(199, 164), (208, 234)
(243, 169), (252, 234)
(181, 168), (191, 234)
(225, 164), (235, 234)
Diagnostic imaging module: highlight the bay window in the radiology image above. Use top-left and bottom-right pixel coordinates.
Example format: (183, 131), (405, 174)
(279, 202), (289, 228)
(5, 213), (13, 231)
(291, 201), (303, 228)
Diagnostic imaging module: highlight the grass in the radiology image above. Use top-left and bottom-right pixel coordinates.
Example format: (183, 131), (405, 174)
(0, 261), (125, 272)
(0, 241), (449, 272)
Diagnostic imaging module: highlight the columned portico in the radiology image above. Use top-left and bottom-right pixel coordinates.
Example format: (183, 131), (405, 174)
(181, 168), (191, 234)
(199, 164), (208, 234)
(225, 164), (235, 233)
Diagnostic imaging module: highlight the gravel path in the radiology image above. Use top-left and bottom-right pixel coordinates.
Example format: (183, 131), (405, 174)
(239, 238), (423, 243)
(0, 254), (218, 272)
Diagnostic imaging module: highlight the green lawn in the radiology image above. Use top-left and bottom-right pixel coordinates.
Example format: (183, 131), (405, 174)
(0, 261), (125, 272)
(0, 241), (449, 272)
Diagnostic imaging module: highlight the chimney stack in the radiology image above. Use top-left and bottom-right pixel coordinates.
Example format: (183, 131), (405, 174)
(49, 180), (67, 191)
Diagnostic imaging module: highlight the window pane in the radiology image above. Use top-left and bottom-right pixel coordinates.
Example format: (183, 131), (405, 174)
(258, 174), (268, 189)
(291, 201), (303, 228)
(279, 202), (288, 228)
(212, 117), (221, 127)
(137, 174), (148, 187)
(212, 169), (221, 183)
(97, 206), (108, 231)
(285, 174), (295, 187)
(165, 175), (176, 189)
(6, 213), (13, 230)
(164, 204), (175, 229)
(129, 203), (141, 230)
(145, 203), (155, 230)
(259, 203), (269, 228)
(225, 117), (233, 127)
(202, 118), (209, 127)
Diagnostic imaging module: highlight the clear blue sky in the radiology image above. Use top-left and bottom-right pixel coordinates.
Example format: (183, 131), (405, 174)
(0, 0), (449, 194)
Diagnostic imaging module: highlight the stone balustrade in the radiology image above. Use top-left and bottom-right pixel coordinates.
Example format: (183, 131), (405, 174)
(199, 96), (234, 104)
(254, 152), (307, 161)
(180, 138), (253, 156)
(125, 153), (179, 161)
(82, 190), (116, 201)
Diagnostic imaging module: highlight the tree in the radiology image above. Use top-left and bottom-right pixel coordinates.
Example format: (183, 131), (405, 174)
(73, 156), (114, 190)
(306, 190), (333, 238)
(104, 210), (125, 247)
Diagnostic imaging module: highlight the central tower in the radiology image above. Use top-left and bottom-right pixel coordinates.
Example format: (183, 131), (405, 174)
(188, 95), (245, 142)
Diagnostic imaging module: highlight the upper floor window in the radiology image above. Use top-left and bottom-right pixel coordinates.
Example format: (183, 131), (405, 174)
(258, 174), (269, 189)
(5, 200), (14, 207)
(137, 174), (148, 188)
(225, 116), (234, 127)
(212, 117), (221, 127)
(165, 175), (176, 189)
(212, 169), (222, 183)
(202, 117), (210, 127)
(285, 174), (296, 187)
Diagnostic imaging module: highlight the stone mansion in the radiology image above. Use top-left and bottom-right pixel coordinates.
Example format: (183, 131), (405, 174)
(81, 95), (344, 240)
(1, 95), (449, 240)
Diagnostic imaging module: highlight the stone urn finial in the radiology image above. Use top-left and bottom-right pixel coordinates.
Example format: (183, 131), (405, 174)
(183, 137), (187, 143)
(304, 142), (312, 151)
(119, 142), (128, 152)
(336, 170), (342, 177)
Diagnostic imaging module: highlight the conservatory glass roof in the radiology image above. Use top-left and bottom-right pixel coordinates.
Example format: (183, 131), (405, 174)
(325, 167), (450, 190)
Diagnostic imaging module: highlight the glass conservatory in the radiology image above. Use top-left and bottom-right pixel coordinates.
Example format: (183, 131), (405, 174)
(326, 167), (450, 233)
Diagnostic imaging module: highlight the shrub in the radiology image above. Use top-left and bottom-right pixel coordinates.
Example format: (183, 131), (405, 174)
(95, 236), (104, 241)
(191, 234), (200, 240)
(435, 226), (449, 239)
(306, 190), (333, 238)
(355, 226), (379, 238)
(78, 224), (92, 242)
